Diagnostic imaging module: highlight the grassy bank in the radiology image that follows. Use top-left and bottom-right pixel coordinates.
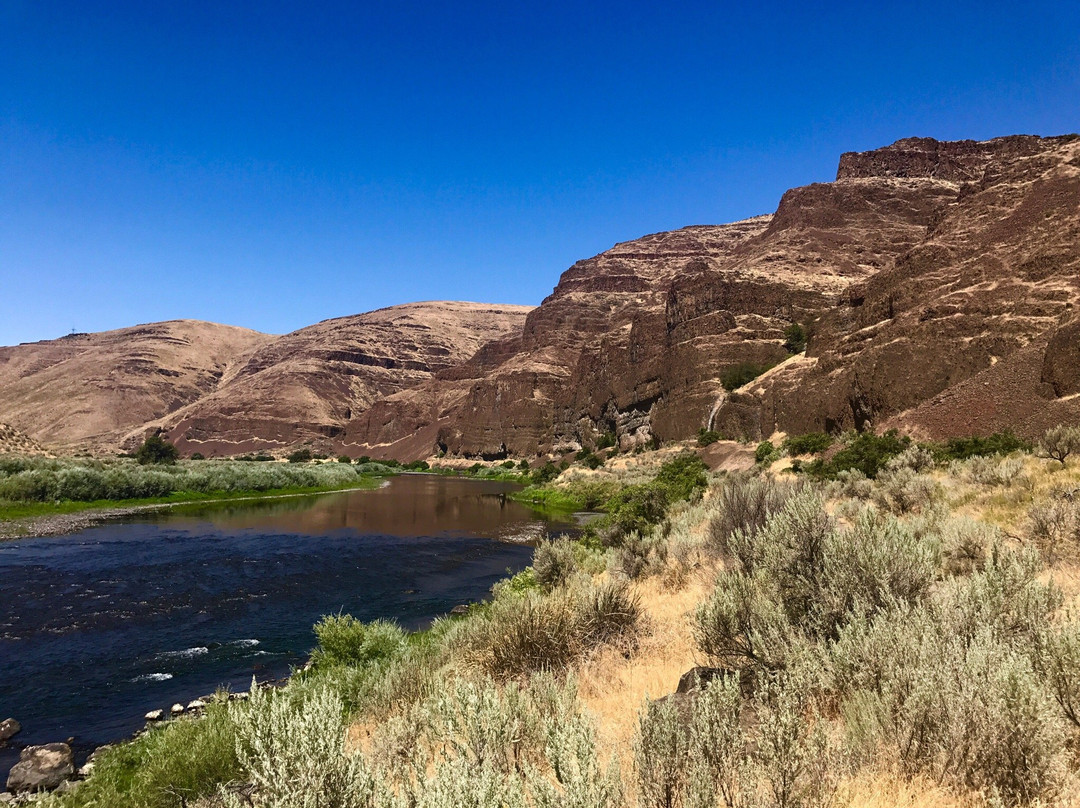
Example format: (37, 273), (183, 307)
(37, 436), (1080, 808)
(0, 479), (383, 523)
(0, 456), (389, 524)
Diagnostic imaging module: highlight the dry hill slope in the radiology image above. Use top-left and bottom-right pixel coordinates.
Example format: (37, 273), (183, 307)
(150, 301), (532, 456)
(0, 320), (272, 452)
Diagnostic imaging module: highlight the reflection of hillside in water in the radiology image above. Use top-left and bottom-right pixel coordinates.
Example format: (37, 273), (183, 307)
(156, 475), (559, 539)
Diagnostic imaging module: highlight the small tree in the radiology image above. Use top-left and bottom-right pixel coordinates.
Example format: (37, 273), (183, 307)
(136, 434), (178, 465)
(1037, 425), (1080, 466)
(783, 322), (807, 354)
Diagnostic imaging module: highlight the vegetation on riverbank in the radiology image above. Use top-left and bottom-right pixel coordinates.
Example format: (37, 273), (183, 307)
(35, 428), (1080, 807)
(0, 456), (386, 523)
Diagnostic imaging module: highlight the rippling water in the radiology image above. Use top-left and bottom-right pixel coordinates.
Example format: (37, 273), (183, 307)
(0, 475), (564, 773)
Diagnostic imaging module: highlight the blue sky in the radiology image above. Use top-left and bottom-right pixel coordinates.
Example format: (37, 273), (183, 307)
(1, 0), (1077, 346)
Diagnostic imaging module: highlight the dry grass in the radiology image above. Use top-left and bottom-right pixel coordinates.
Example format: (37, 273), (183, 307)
(944, 456), (1080, 537)
(576, 565), (713, 768)
(834, 770), (984, 808)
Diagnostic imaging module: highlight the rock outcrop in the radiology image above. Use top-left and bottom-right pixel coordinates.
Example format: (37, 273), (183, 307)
(3, 135), (1077, 459)
(345, 135), (1080, 459)
(5, 743), (74, 793)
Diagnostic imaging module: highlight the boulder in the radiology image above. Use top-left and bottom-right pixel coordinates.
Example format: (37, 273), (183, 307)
(675, 665), (754, 698)
(170, 703), (185, 716)
(144, 709), (164, 721)
(0, 718), (20, 745)
(449, 604), (470, 616)
(5, 742), (75, 793)
(186, 699), (207, 711)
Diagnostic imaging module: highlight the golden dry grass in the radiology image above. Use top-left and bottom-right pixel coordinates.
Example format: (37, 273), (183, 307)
(834, 770), (984, 808)
(576, 564), (714, 769)
(944, 456), (1080, 537)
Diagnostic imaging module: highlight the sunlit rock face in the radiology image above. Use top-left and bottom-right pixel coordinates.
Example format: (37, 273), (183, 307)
(346, 135), (1080, 459)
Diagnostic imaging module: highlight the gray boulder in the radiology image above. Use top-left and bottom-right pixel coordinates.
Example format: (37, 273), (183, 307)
(0, 719), (19, 745)
(5, 742), (75, 793)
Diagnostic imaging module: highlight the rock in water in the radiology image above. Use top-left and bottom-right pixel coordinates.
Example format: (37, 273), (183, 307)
(6, 743), (75, 793)
(0, 718), (20, 744)
(170, 703), (185, 715)
(144, 709), (164, 721)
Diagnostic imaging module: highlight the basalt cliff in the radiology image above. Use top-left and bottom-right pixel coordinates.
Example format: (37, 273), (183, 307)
(343, 134), (1080, 460)
(2, 135), (1077, 459)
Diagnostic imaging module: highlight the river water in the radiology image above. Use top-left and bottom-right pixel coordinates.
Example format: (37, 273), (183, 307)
(0, 475), (567, 774)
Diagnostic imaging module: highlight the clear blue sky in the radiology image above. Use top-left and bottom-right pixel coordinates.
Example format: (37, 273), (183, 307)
(1, 0), (1077, 346)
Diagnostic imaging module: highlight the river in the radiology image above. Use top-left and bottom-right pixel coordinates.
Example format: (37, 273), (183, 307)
(0, 474), (569, 774)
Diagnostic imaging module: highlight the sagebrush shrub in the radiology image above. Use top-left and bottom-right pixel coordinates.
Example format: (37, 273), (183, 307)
(1028, 492), (1080, 563)
(871, 467), (941, 514)
(457, 578), (640, 678)
(533, 538), (578, 590)
(310, 616), (406, 670)
(1036, 424), (1080, 466)
(708, 475), (798, 560)
(225, 684), (375, 808)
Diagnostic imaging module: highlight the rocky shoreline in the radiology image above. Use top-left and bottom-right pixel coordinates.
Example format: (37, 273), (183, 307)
(1, 677), (291, 802)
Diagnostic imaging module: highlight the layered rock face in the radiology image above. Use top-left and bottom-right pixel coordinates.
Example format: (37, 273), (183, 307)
(0, 321), (271, 452)
(348, 135), (1080, 459)
(4, 136), (1076, 460)
(0, 304), (530, 455)
(155, 302), (532, 456)
(718, 135), (1080, 440)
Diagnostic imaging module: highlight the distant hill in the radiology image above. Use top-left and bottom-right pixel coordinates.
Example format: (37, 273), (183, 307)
(0, 304), (531, 455)
(3, 135), (1078, 459)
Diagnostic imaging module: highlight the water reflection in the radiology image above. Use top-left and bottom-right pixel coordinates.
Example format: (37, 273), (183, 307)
(149, 475), (556, 540)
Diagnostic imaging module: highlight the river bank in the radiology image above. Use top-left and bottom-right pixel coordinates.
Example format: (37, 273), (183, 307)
(0, 481), (384, 541)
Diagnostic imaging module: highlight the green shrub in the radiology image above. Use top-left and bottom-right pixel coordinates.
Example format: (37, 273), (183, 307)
(288, 449), (313, 463)
(310, 615), (407, 670)
(755, 440), (777, 464)
(721, 362), (772, 391)
(803, 430), (909, 479)
(604, 484), (669, 543)
(337, 455), (352, 464)
(595, 431), (617, 450)
(530, 462), (559, 485)
(938, 430), (1029, 462)
(781, 432), (832, 456)
(518, 459), (530, 471)
(47, 698), (240, 808)
(783, 322), (807, 354)
(653, 453), (708, 502)
(190, 452), (206, 460)
(698, 428), (721, 447)
(136, 435), (179, 465)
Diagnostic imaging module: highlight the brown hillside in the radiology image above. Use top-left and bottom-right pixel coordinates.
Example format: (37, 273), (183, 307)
(152, 302), (532, 456)
(346, 135), (1079, 460)
(0, 321), (271, 452)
